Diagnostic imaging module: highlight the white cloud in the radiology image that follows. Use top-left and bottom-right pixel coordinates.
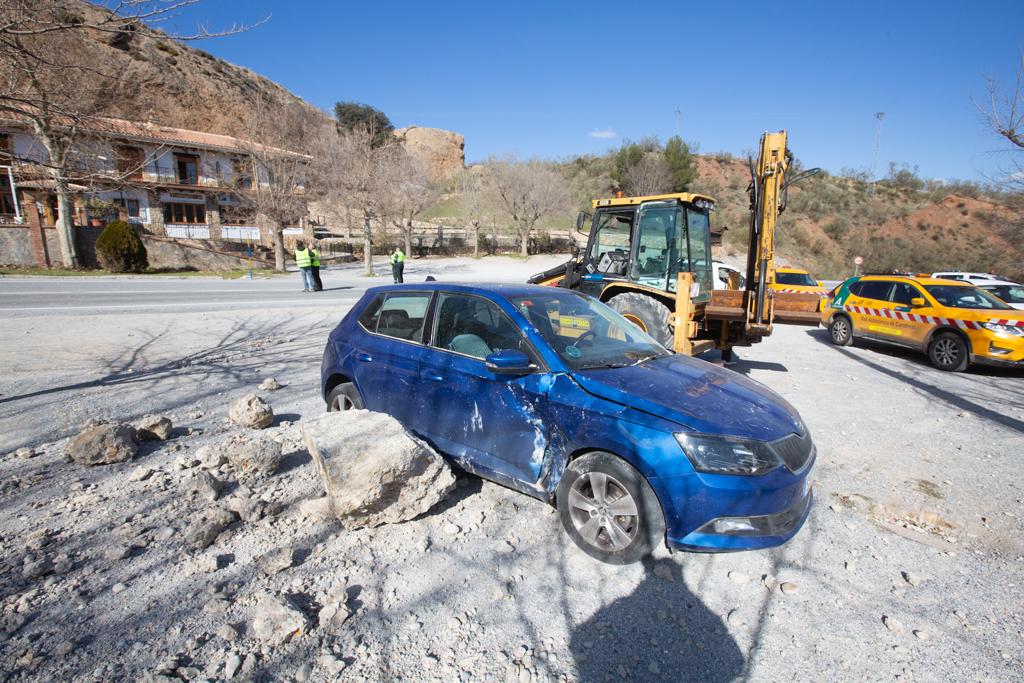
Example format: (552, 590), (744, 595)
(589, 128), (617, 139)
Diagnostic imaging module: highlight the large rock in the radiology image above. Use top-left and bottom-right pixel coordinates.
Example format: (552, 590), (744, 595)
(250, 594), (310, 646)
(224, 433), (282, 480)
(65, 423), (137, 465)
(228, 393), (274, 429)
(302, 410), (455, 529)
(183, 507), (237, 549)
(394, 126), (465, 181)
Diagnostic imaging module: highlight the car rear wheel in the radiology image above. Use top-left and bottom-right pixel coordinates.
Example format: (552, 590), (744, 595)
(606, 293), (673, 347)
(326, 382), (364, 412)
(828, 315), (853, 346)
(556, 451), (664, 565)
(928, 331), (968, 372)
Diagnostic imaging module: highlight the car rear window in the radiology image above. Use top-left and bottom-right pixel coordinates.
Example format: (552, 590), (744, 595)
(776, 272), (817, 286)
(924, 285), (1012, 310)
(358, 292), (432, 341)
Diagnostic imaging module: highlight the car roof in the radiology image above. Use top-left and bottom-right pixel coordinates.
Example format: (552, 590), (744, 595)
(977, 280), (1023, 287)
(364, 281), (575, 299)
(776, 267), (810, 273)
(858, 275), (973, 286)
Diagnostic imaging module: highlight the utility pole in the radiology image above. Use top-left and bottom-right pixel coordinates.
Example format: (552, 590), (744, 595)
(871, 112), (885, 181)
(674, 109), (681, 138)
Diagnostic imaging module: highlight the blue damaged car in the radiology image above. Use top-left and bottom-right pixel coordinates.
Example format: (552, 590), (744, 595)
(320, 283), (814, 564)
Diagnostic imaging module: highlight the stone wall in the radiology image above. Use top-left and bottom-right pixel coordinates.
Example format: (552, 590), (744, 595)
(0, 226), (36, 266)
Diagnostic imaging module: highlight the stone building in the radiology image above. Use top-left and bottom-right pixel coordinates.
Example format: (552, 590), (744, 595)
(0, 116), (307, 268)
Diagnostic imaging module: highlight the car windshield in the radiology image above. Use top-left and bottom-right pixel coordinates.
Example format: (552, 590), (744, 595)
(924, 285), (1013, 310)
(507, 291), (671, 370)
(983, 285), (1024, 304)
(776, 271), (817, 286)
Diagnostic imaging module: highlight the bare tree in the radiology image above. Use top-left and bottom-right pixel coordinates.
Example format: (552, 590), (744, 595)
(382, 151), (439, 258)
(485, 157), (570, 257)
(237, 96), (323, 271)
(313, 123), (400, 276)
(977, 53), (1024, 189)
(0, 1), (260, 267)
(621, 153), (672, 196)
(458, 168), (496, 258)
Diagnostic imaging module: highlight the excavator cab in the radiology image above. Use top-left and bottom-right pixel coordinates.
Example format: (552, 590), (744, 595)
(575, 194), (716, 304)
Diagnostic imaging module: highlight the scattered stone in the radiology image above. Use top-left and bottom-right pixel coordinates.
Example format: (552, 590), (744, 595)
(183, 507), (237, 550)
(228, 393), (274, 430)
(444, 522), (462, 536)
(318, 583), (352, 630)
(318, 653), (346, 676)
(258, 378), (282, 391)
(302, 410), (456, 528)
(65, 423), (137, 465)
(257, 548), (294, 576)
(129, 466), (155, 482)
(224, 653), (243, 679)
(727, 571), (749, 584)
(882, 615), (905, 634)
(104, 545), (131, 562)
(295, 662), (313, 682)
(217, 624), (239, 641)
(225, 493), (279, 523)
(111, 582), (127, 594)
(779, 581), (799, 595)
(251, 594), (310, 646)
(298, 496), (333, 522)
(15, 447), (35, 460)
(727, 609), (746, 627)
(493, 540), (516, 555)
(901, 570), (922, 587)
(189, 471), (222, 502)
(225, 433), (282, 480)
(197, 445), (227, 469)
(912, 629), (929, 640)
(134, 415), (173, 441)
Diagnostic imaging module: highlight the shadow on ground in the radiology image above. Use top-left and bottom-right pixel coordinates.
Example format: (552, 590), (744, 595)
(569, 558), (744, 682)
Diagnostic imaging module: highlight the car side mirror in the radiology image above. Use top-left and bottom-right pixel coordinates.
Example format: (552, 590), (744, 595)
(575, 210), (591, 234)
(910, 297), (926, 307)
(816, 280), (825, 287)
(485, 349), (535, 375)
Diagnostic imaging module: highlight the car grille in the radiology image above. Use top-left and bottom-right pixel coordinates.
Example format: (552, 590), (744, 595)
(769, 431), (814, 473)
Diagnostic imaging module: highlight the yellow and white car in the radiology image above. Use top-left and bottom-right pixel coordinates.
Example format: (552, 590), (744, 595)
(771, 267), (828, 298)
(821, 275), (1024, 371)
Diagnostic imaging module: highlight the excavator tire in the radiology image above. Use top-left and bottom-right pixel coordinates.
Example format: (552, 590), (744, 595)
(606, 292), (673, 347)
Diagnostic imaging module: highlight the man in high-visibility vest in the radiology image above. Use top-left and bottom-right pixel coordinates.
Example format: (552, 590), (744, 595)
(310, 243), (323, 292)
(390, 246), (405, 284)
(295, 241), (314, 292)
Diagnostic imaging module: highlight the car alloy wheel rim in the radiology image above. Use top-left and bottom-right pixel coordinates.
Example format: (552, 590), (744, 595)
(934, 338), (959, 366)
(567, 471), (639, 552)
(832, 319), (848, 342)
(332, 395), (354, 411)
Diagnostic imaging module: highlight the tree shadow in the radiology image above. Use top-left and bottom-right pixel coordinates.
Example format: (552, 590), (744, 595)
(569, 557), (745, 682)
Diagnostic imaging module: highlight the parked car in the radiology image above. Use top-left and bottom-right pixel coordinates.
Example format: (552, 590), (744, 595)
(321, 283), (815, 564)
(930, 271), (1006, 285)
(771, 266), (828, 297)
(978, 281), (1024, 311)
(821, 275), (1024, 371)
(712, 260), (746, 290)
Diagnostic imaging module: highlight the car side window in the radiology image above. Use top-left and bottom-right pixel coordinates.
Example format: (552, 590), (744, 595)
(432, 293), (538, 363)
(889, 283), (923, 306)
(363, 292), (431, 342)
(856, 281), (893, 301)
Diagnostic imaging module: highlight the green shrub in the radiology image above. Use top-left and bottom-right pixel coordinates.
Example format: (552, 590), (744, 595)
(96, 220), (148, 273)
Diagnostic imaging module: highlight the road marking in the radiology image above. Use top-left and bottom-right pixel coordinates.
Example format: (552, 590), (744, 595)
(0, 298), (354, 312)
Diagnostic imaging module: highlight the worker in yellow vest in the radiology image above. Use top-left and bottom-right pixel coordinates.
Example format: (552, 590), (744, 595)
(310, 243), (323, 291)
(295, 241), (314, 292)
(390, 246), (405, 284)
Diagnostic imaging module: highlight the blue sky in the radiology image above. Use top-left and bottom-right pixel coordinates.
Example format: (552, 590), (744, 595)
(166, 1), (1024, 182)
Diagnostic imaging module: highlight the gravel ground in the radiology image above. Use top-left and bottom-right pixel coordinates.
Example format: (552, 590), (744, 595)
(1, 260), (1022, 682)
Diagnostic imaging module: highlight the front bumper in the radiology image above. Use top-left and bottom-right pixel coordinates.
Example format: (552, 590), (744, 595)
(651, 456), (814, 552)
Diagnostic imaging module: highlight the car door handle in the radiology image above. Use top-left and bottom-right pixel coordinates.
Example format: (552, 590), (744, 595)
(356, 353), (373, 363)
(422, 371), (445, 382)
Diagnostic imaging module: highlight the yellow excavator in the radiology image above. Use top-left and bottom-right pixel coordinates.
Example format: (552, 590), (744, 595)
(527, 131), (821, 361)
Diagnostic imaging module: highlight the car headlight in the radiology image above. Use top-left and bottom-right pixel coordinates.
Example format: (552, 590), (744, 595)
(674, 433), (782, 476)
(981, 322), (1024, 336)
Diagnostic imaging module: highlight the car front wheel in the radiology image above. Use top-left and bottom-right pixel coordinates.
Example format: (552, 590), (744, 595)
(326, 382), (364, 412)
(556, 451), (664, 564)
(828, 315), (853, 346)
(928, 331), (968, 372)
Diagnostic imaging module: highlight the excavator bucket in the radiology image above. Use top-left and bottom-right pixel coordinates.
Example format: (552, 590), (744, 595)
(770, 291), (822, 326)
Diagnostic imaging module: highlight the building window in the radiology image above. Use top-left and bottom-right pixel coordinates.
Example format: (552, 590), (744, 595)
(0, 133), (11, 163)
(174, 154), (199, 185)
(114, 198), (142, 221)
(116, 145), (144, 180)
(163, 202), (206, 224)
(232, 158), (252, 189)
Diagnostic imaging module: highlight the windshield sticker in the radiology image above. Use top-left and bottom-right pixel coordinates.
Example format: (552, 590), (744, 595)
(564, 345), (583, 359)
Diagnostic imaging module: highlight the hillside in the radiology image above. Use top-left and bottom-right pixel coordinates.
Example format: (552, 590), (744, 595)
(57, 1), (321, 137)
